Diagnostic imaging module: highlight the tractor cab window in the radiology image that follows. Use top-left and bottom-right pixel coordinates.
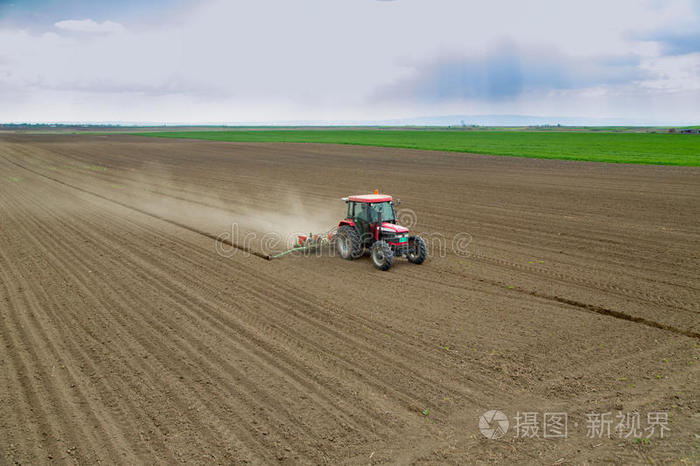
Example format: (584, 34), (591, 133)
(354, 203), (370, 223)
(351, 201), (395, 223)
(369, 202), (395, 222)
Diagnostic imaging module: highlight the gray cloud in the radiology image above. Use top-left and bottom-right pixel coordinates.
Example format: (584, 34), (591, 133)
(632, 0), (700, 56)
(1, 0), (698, 123)
(643, 31), (700, 55)
(375, 44), (648, 103)
(54, 19), (125, 33)
(28, 77), (217, 97)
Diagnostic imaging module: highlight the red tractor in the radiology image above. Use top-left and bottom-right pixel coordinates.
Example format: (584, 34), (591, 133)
(335, 193), (427, 271)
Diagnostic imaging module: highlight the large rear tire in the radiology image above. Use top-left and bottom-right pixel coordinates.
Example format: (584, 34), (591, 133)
(336, 225), (363, 260)
(371, 240), (394, 271)
(407, 236), (427, 264)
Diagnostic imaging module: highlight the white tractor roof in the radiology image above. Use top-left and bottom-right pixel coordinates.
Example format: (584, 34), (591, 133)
(345, 194), (393, 203)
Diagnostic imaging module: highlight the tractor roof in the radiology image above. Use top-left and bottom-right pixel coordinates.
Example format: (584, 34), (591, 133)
(345, 194), (393, 203)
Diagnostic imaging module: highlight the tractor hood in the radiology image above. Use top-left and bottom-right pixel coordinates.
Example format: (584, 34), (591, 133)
(380, 222), (409, 234)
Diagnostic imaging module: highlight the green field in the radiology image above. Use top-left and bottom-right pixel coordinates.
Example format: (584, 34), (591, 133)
(135, 130), (700, 166)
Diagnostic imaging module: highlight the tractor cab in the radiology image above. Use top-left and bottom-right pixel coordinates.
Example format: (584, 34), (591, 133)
(336, 192), (426, 271)
(343, 194), (396, 236)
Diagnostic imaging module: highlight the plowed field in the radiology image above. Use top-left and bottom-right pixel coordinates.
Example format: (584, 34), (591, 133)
(1, 134), (698, 464)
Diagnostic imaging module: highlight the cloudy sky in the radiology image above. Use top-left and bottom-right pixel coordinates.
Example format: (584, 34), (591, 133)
(1, 0), (699, 124)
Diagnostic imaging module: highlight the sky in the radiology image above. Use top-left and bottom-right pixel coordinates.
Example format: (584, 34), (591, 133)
(0, 0), (699, 125)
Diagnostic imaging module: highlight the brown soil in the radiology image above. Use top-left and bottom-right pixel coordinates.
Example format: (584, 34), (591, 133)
(1, 134), (698, 464)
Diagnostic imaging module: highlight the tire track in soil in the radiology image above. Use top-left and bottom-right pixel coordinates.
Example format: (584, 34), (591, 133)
(10, 154), (696, 341)
(3, 135), (698, 464)
(0, 184), (119, 464)
(2, 150), (521, 461)
(460, 273), (700, 340)
(23, 164), (498, 419)
(0, 184), (192, 462)
(116, 213), (513, 410)
(2, 161), (456, 461)
(465, 252), (698, 315)
(11, 140), (698, 296)
(0, 279), (65, 463)
(0, 161), (304, 462)
(0, 185), (312, 463)
(0, 197), (208, 463)
(18, 141), (700, 313)
(5, 149), (693, 418)
(0, 247), (89, 463)
(0, 248), (135, 463)
(2, 155), (272, 260)
(5, 153), (507, 405)
(421, 216), (699, 302)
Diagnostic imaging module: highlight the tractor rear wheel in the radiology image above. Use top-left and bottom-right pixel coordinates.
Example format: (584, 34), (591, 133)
(371, 240), (394, 271)
(407, 236), (427, 264)
(336, 225), (363, 260)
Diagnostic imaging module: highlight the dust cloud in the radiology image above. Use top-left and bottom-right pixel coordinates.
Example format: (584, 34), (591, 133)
(111, 164), (340, 252)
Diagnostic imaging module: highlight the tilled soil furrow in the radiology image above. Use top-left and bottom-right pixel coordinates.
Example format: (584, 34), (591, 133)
(461, 270), (700, 340)
(0, 252), (136, 464)
(16, 181), (399, 439)
(420, 208), (700, 280)
(465, 252), (699, 315)
(92, 211), (493, 413)
(2, 179), (301, 461)
(0, 187), (211, 462)
(3, 155), (272, 260)
(68, 199), (470, 423)
(108, 208), (516, 406)
(7, 155), (500, 412)
(0, 253), (90, 464)
(0, 278), (65, 463)
(2, 134), (698, 465)
(10, 142), (698, 305)
(2, 150), (512, 458)
(8, 172), (435, 461)
(19, 142), (700, 317)
(4, 193), (317, 463)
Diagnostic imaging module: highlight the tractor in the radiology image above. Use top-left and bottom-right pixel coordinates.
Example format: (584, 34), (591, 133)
(334, 192), (427, 271)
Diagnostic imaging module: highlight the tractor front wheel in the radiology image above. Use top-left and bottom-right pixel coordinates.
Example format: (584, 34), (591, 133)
(336, 225), (363, 260)
(407, 236), (427, 264)
(371, 241), (394, 271)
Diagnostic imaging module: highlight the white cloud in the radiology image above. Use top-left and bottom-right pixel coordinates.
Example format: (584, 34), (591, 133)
(0, 0), (697, 124)
(54, 19), (125, 34)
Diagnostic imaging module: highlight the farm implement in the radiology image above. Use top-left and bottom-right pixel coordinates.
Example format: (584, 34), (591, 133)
(269, 230), (336, 259)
